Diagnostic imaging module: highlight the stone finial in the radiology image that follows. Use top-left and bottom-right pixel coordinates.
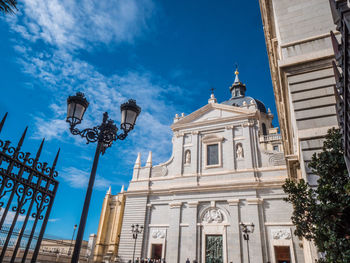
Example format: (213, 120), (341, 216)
(174, 113), (180, 123)
(120, 185), (124, 193)
(267, 108), (273, 118)
(181, 113), (185, 117)
(146, 151), (152, 167)
(106, 186), (111, 195)
(134, 152), (141, 169)
(208, 93), (217, 104)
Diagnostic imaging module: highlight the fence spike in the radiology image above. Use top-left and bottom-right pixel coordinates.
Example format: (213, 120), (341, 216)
(52, 148), (60, 170)
(16, 126), (28, 151)
(332, 60), (341, 83)
(0, 112), (8, 134)
(34, 138), (45, 162)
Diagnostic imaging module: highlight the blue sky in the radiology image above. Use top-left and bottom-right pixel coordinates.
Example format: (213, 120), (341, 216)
(0, 0), (277, 240)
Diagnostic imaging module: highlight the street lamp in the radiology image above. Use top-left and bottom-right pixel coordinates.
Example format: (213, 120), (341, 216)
(66, 92), (141, 263)
(68, 224), (77, 255)
(239, 222), (255, 263)
(131, 224), (143, 263)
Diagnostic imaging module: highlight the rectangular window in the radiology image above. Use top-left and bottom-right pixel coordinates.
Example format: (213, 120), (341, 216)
(273, 145), (279, 151)
(274, 246), (291, 263)
(207, 144), (219, 165)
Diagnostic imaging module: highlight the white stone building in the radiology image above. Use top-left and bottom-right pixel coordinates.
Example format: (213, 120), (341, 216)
(117, 71), (304, 263)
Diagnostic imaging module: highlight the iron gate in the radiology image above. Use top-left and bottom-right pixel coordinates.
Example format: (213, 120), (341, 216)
(0, 113), (59, 262)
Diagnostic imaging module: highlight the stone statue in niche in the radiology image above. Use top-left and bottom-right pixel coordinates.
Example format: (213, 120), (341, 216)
(236, 143), (244, 159)
(185, 150), (191, 164)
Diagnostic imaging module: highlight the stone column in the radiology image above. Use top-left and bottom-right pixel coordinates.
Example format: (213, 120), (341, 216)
(245, 198), (264, 263)
(227, 199), (242, 263)
(167, 202), (182, 263)
(188, 201), (199, 261)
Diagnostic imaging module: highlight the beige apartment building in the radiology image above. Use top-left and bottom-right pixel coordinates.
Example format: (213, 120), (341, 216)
(94, 187), (126, 263)
(259, 0), (339, 261)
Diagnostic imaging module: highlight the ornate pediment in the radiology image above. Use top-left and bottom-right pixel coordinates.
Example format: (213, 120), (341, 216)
(171, 103), (257, 131)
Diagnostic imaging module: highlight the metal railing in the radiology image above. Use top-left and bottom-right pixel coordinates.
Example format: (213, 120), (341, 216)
(259, 134), (282, 143)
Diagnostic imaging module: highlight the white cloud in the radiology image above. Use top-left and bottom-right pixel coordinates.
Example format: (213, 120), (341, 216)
(8, 0), (154, 50)
(6, 0), (190, 165)
(60, 166), (120, 190)
(0, 210), (28, 224)
(48, 218), (60, 222)
(18, 48), (180, 162)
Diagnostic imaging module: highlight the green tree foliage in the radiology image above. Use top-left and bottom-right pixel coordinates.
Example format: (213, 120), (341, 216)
(0, 0), (17, 14)
(283, 128), (350, 263)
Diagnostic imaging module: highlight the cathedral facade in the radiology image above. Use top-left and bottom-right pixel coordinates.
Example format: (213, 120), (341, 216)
(111, 71), (305, 263)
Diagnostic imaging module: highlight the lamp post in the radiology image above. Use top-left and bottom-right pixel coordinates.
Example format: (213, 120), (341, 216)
(66, 92), (141, 263)
(131, 224), (143, 263)
(239, 222), (255, 263)
(68, 224), (77, 255)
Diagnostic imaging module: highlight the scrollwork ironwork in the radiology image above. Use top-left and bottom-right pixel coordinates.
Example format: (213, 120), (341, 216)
(0, 113), (59, 263)
(69, 112), (130, 155)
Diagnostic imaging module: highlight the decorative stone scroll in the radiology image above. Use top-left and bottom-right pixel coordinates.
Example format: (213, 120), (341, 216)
(202, 208), (224, 223)
(271, 229), (291, 240)
(151, 229), (166, 239)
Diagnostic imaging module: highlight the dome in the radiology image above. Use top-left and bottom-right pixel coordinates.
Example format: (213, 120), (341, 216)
(221, 68), (267, 113)
(221, 96), (267, 113)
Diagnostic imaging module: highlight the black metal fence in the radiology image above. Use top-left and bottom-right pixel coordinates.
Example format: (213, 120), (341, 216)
(0, 112), (60, 263)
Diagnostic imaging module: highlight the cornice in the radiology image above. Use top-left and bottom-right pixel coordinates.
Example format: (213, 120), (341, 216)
(188, 201), (199, 208)
(227, 199), (240, 206)
(169, 202), (182, 208)
(247, 198), (263, 205)
(172, 113), (258, 131)
(125, 180), (287, 197)
(132, 166), (287, 183)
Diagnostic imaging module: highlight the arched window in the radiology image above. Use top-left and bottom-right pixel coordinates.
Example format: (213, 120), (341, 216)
(262, 123), (267, 135)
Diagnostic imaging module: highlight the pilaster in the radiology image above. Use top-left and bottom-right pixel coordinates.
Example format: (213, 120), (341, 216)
(245, 198), (264, 263)
(227, 199), (242, 263)
(242, 123), (254, 170)
(192, 131), (199, 175)
(167, 202), (182, 263)
(174, 133), (184, 176)
(187, 201), (199, 260)
(224, 126), (235, 170)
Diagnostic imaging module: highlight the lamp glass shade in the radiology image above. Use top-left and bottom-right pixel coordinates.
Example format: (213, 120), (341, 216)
(251, 223), (255, 233)
(66, 92), (89, 126)
(120, 99), (141, 132)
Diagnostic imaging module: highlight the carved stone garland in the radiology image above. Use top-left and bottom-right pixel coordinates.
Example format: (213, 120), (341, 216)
(271, 229), (291, 240)
(151, 229), (166, 239)
(202, 208), (224, 223)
